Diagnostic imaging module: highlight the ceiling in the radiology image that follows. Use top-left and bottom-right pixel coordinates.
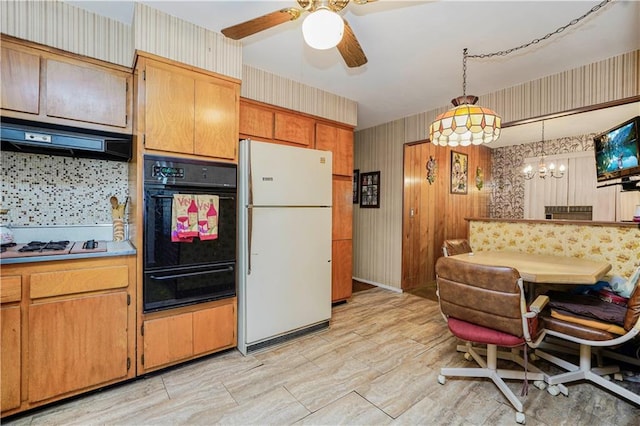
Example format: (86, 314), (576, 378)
(66, 0), (639, 135)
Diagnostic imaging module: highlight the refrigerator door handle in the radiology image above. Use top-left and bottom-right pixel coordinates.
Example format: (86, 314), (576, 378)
(248, 206), (253, 274)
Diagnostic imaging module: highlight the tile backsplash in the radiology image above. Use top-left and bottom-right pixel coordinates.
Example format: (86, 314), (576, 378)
(1, 152), (129, 226)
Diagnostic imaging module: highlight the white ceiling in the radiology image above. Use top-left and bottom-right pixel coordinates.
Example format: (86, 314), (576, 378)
(66, 0), (639, 134)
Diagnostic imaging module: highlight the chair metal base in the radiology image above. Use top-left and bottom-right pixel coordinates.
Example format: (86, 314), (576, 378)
(440, 343), (546, 424)
(535, 344), (640, 405)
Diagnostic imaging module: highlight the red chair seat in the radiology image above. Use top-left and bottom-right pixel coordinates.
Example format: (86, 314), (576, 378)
(448, 317), (524, 347)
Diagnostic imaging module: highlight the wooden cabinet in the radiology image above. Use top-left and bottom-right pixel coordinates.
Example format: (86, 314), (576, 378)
(316, 123), (354, 177)
(239, 99), (315, 147)
(28, 293), (129, 403)
(1, 35), (132, 134)
(332, 240), (353, 302)
(1, 276), (21, 413)
(136, 52), (240, 161)
(0, 256), (135, 417)
(238, 98), (355, 302)
(140, 298), (236, 372)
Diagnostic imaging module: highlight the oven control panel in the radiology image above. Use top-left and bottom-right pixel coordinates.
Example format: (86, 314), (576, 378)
(152, 165), (185, 179)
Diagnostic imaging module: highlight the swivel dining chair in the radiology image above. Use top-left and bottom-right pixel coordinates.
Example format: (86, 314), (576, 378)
(535, 283), (640, 405)
(442, 238), (472, 257)
(435, 257), (549, 424)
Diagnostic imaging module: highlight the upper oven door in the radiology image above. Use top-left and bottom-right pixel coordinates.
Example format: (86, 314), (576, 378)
(144, 185), (237, 271)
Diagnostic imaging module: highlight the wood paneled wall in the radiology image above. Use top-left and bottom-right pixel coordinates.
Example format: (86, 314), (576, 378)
(402, 143), (491, 289)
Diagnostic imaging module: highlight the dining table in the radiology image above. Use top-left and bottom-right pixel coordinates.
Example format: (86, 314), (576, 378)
(449, 250), (612, 285)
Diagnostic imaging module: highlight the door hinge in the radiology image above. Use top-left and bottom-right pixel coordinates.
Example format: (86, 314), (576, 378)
(143, 69), (146, 81)
(127, 357), (131, 370)
(143, 134), (146, 145)
(141, 354), (144, 366)
(127, 294), (131, 306)
(126, 81), (129, 92)
(141, 324), (144, 336)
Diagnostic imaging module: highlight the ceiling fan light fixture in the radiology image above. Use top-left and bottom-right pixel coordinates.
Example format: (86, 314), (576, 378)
(302, 8), (344, 50)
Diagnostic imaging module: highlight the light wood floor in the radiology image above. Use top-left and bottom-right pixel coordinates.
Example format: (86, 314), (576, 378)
(5, 287), (639, 425)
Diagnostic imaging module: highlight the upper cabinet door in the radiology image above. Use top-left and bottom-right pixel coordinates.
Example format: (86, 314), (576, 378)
(144, 63), (195, 154)
(46, 59), (128, 128)
(315, 123), (354, 177)
(239, 101), (274, 140)
(1, 46), (40, 114)
(194, 78), (238, 160)
(274, 111), (315, 147)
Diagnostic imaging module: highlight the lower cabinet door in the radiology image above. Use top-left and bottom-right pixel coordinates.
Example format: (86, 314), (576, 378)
(143, 313), (193, 370)
(28, 292), (128, 403)
(193, 303), (236, 355)
(1, 305), (21, 412)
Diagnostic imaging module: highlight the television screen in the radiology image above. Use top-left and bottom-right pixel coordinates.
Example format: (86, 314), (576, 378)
(594, 116), (640, 182)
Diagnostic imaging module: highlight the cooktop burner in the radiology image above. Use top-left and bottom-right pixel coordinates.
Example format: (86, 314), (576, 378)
(18, 241), (70, 252)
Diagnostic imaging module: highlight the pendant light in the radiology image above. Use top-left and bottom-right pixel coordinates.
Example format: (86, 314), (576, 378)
(429, 49), (501, 147)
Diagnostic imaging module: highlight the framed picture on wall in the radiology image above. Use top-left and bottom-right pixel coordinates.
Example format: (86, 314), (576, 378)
(450, 151), (468, 194)
(353, 169), (359, 204)
(360, 171), (380, 208)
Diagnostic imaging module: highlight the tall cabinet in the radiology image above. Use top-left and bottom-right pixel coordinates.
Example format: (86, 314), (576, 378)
(240, 99), (354, 302)
(132, 52), (240, 374)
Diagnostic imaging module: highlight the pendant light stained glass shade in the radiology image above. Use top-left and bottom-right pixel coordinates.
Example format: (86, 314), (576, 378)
(429, 96), (501, 147)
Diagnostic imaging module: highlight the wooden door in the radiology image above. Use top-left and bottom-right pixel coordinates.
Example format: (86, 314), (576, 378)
(239, 100), (274, 139)
(28, 292), (129, 403)
(1, 305), (21, 412)
(332, 240), (353, 302)
(316, 123), (354, 177)
(143, 313), (193, 370)
(144, 61), (195, 154)
(193, 302), (236, 354)
(273, 111), (315, 146)
(194, 78), (238, 160)
(1, 45), (40, 114)
(46, 59), (129, 128)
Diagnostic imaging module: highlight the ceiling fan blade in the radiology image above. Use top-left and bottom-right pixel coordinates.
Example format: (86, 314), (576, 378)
(221, 8), (301, 40)
(337, 19), (367, 68)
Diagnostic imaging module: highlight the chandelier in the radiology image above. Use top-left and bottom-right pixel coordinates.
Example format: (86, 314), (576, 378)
(429, 49), (501, 147)
(523, 121), (565, 180)
(428, 0), (612, 148)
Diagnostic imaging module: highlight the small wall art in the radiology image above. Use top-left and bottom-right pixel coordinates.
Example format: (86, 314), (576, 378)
(450, 151), (468, 194)
(426, 155), (437, 184)
(360, 171), (380, 208)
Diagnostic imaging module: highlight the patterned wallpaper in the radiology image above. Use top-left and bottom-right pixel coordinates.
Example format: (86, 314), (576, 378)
(489, 134), (595, 219)
(469, 220), (640, 281)
(1, 152), (129, 226)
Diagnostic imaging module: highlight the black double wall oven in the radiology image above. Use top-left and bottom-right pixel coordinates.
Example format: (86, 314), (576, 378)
(143, 155), (237, 312)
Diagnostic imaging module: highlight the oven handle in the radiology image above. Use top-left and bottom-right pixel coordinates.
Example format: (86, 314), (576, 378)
(150, 266), (234, 280)
(150, 194), (235, 200)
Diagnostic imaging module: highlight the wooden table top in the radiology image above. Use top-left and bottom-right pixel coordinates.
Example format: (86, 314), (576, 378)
(449, 250), (612, 284)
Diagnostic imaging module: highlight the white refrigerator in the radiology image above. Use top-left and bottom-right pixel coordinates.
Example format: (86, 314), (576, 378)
(237, 139), (333, 355)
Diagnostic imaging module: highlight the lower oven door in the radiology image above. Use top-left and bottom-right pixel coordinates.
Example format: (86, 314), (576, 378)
(144, 262), (236, 312)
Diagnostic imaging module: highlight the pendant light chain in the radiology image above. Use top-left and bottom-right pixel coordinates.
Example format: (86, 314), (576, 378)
(462, 48), (468, 97)
(467, 0), (612, 60)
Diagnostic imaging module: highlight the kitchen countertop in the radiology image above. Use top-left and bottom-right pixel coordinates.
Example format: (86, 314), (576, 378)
(0, 240), (136, 265)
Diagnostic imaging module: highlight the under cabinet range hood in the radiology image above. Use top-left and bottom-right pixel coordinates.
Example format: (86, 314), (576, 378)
(1, 118), (132, 162)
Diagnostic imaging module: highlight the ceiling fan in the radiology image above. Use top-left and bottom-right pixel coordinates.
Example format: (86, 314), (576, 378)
(221, 0), (376, 68)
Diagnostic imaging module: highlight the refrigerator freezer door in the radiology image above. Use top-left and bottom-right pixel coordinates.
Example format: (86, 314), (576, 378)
(243, 206), (332, 345)
(249, 141), (332, 207)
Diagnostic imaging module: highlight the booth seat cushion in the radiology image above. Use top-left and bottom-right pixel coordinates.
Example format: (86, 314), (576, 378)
(546, 291), (626, 326)
(550, 309), (626, 335)
(448, 317), (524, 347)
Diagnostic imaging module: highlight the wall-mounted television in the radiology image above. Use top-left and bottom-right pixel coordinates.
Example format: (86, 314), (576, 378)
(594, 116), (640, 183)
